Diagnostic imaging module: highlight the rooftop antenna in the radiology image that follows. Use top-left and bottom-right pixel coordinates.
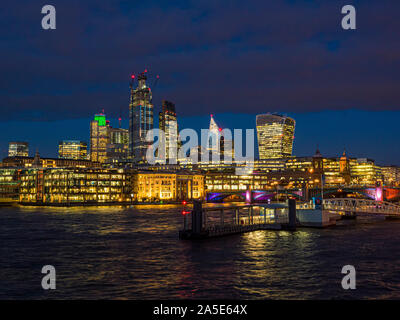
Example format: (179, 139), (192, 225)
(130, 73), (136, 88)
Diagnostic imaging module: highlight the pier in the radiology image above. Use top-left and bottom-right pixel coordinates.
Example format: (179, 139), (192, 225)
(179, 200), (297, 240)
(179, 198), (400, 239)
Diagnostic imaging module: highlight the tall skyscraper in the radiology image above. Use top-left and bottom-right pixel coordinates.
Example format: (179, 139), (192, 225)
(159, 100), (178, 163)
(256, 113), (295, 159)
(129, 72), (154, 163)
(207, 114), (220, 156)
(90, 113), (110, 163)
(58, 140), (87, 160)
(205, 115), (233, 162)
(8, 142), (29, 157)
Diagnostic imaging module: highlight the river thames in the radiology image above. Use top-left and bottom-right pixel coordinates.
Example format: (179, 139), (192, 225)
(0, 205), (399, 299)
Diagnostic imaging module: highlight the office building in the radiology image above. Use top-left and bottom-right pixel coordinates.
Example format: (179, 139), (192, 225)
(19, 168), (126, 203)
(131, 171), (204, 202)
(58, 140), (87, 160)
(107, 127), (129, 164)
(129, 72), (154, 163)
(90, 113), (110, 163)
(256, 114), (295, 159)
(8, 142), (29, 157)
(159, 100), (178, 163)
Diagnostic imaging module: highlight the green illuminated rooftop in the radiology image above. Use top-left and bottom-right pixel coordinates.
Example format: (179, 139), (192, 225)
(94, 114), (106, 126)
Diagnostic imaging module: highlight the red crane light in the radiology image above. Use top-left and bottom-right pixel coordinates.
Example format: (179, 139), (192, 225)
(182, 201), (187, 206)
(144, 69), (148, 73)
(131, 74), (135, 79)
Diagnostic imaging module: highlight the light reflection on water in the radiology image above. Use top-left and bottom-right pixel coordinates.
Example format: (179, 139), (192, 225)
(0, 205), (400, 299)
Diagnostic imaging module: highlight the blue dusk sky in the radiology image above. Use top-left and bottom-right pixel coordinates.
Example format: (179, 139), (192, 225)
(0, 0), (399, 164)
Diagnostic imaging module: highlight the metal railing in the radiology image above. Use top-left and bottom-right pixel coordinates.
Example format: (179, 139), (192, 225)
(322, 198), (400, 216)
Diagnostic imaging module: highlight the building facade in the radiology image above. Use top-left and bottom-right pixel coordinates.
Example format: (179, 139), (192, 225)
(1, 155), (100, 168)
(11, 167), (204, 204)
(256, 114), (295, 159)
(8, 142), (29, 157)
(58, 140), (88, 160)
(19, 168), (127, 203)
(131, 171), (204, 202)
(159, 100), (178, 164)
(382, 166), (400, 187)
(107, 127), (129, 164)
(0, 168), (20, 202)
(129, 73), (154, 163)
(90, 113), (110, 163)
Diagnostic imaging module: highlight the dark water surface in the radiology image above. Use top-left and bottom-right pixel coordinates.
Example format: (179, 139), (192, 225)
(0, 205), (400, 299)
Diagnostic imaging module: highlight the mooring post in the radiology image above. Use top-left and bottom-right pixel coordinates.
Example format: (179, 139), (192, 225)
(289, 199), (296, 229)
(235, 209), (239, 225)
(183, 214), (188, 230)
(264, 207), (267, 224)
(192, 200), (203, 234)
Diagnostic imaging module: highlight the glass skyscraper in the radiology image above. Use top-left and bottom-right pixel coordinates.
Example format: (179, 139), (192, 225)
(256, 114), (295, 159)
(129, 73), (154, 163)
(159, 100), (178, 163)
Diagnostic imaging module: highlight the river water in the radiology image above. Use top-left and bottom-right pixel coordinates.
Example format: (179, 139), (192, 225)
(0, 205), (399, 299)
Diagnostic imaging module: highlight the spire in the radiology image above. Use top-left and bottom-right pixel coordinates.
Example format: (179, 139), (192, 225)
(314, 145), (322, 157)
(32, 149), (41, 167)
(209, 114), (219, 133)
(341, 148), (347, 160)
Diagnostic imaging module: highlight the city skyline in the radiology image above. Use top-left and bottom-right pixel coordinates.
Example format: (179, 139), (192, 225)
(1, 1), (400, 165)
(1, 109), (400, 166)
(1, 1), (400, 302)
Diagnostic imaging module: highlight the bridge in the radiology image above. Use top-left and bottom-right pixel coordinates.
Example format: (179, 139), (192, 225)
(206, 190), (302, 203)
(321, 198), (400, 217)
(207, 187), (400, 203)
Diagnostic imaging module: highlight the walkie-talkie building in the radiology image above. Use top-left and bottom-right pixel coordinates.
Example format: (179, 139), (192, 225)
(129, 72), (154, 163)
(256, 114), (295, 159)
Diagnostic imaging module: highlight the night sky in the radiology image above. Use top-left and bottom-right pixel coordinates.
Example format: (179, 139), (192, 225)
(1, 1), (399, 164)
